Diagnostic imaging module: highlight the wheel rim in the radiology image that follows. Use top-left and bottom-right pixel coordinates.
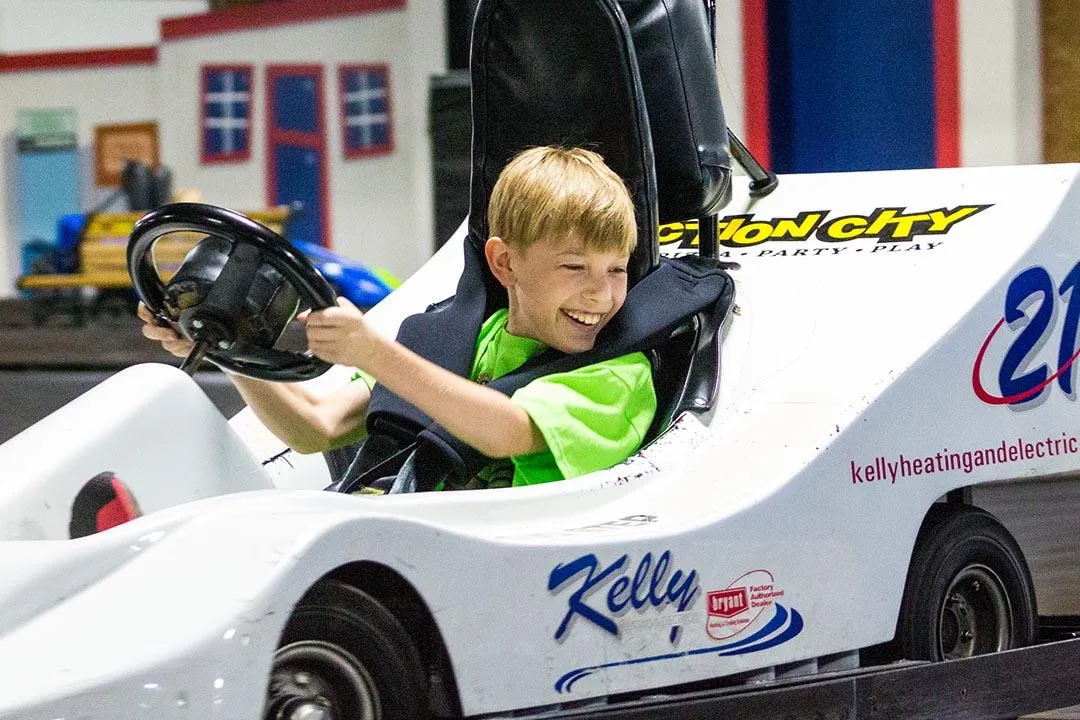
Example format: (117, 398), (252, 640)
(264, 640), (381, 720)
(937, 564), (1012, 660)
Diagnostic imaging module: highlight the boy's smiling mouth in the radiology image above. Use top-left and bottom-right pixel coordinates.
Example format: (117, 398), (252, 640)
(563, 309), (604, 327)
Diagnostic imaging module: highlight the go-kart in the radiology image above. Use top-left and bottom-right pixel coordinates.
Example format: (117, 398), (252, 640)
(1, 1), (1078, 718)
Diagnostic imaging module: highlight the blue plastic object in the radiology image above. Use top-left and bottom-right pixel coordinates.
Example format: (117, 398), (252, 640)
(18, 147), (78, 275)
(293, 240), (394, 309)
(57, 213), (87, 273)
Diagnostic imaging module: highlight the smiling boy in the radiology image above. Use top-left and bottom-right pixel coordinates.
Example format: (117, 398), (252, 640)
(142, 145), (656, 488)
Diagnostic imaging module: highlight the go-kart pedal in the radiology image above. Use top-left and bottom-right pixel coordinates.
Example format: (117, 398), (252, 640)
(69, 472), (142, 538)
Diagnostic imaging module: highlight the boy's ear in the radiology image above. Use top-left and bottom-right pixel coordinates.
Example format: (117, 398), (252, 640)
(485, 237), (514, 287)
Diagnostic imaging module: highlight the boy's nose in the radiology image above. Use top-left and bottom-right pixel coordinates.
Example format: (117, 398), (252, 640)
(581, 274), (613, 305)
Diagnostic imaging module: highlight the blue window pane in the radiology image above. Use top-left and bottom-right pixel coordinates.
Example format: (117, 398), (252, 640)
(273, 75), (319, 133)
(342, 67), (391, 154)
(203, 68), (251, 159)
(767, 2), (934, 172)
(274, 144), (323, 244)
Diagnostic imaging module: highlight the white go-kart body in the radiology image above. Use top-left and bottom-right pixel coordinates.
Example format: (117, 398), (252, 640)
(1, 162), (1078, 718)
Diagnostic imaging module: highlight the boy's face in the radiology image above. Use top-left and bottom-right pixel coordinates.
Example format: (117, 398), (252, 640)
(486, 233), (629, 353)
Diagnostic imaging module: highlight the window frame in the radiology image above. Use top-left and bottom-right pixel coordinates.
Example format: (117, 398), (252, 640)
(338, 63), (394, 159)
(200, 63), (255, 164)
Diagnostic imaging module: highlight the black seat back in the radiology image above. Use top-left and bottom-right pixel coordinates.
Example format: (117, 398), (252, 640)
(619, 0), (732, 223)
(469, 0), (734, 279)
(469, 0), (659, 289)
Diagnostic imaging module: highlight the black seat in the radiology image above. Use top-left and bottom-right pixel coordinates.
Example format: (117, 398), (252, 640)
(326, 0), (735, 491)
(618, 0), (734, 224)
(617, 0), (735, 437)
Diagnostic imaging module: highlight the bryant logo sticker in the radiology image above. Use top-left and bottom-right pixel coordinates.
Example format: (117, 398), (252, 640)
(707, 569), (786, 641)
(708, 588), (748, 618)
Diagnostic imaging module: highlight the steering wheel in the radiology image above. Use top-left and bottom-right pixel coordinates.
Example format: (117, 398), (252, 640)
(128, 202), (338, 381)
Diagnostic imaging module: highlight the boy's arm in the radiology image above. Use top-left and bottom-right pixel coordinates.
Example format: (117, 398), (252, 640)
(227, 374), (370, 454)
(139, 302), (369, 454)
(306, 300), (547, 458)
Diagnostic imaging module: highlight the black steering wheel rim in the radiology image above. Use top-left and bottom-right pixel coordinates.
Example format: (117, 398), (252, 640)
(128, 202), (338, 381)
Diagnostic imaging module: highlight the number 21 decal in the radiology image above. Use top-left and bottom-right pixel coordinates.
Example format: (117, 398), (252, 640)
(972, 263), (1080, 405)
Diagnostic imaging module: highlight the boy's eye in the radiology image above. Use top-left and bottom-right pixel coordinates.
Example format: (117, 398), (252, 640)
(561, 264), (585, 271)
(610, 266), (628, 274)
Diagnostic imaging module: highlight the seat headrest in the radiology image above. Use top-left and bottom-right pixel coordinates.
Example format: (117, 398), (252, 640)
(620, 0), (732, 222)
(469, 0), (660, 286)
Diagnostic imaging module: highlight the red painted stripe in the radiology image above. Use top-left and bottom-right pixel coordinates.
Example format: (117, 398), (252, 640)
(0, 46), (157, 74)
(95, 477), (140, 532)
(271, 128), (323, 148)
(741, 0), (770, 167)
(162, 0), (405, 41)
(110, 477), (140, 521)
(932, 0), (959, 167)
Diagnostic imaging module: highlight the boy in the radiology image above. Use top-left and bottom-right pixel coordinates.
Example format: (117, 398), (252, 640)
(140, 146), (656, 488)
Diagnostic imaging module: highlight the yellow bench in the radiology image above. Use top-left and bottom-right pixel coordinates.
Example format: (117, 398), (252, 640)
(19, 207), (290, 291)
(17, 207), (289, 324)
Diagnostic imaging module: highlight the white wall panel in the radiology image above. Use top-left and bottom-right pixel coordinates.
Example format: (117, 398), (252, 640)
(0, 0), (207, 53)
(158, 2), (445, 279)
(959, 0), (1042, 166)
(714, 0), (745, 139)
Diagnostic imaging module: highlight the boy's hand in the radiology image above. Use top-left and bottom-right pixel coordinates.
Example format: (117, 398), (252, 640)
(304, 297), (375, 368)
(137, 302), (193, 358)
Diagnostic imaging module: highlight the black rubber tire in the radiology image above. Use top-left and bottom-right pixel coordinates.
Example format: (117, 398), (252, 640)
(268, 580), (429, 720)
(897, 504), (1036, 661)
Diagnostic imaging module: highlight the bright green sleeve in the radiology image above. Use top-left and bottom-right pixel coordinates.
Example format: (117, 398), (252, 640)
(510, 352), (656, 485)
(350, 369), (377, 390)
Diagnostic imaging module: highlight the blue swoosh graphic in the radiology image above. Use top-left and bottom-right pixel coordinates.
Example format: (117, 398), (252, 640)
(554, 604), (804, 694)
(716, 607), (804, 656)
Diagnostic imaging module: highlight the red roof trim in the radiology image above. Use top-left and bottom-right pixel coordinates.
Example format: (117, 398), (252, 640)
(0, 47), (157, 74)
(162, 0), (406, 41)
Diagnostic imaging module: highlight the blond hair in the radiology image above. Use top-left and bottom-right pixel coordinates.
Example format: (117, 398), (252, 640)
(488, 146), (637, 256)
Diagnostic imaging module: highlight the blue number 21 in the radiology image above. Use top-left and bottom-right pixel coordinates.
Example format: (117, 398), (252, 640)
(999, 263), (1080, 401)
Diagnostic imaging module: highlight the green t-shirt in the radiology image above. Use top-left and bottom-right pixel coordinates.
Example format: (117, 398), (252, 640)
(354, 308), (656, 487)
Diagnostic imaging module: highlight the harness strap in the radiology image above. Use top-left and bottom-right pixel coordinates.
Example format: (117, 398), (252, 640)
(419, 255), (734, 489)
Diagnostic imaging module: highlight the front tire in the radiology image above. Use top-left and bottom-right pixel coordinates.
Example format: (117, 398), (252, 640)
(898, 504), (1036, 661)
(264, 581), (428, 720)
